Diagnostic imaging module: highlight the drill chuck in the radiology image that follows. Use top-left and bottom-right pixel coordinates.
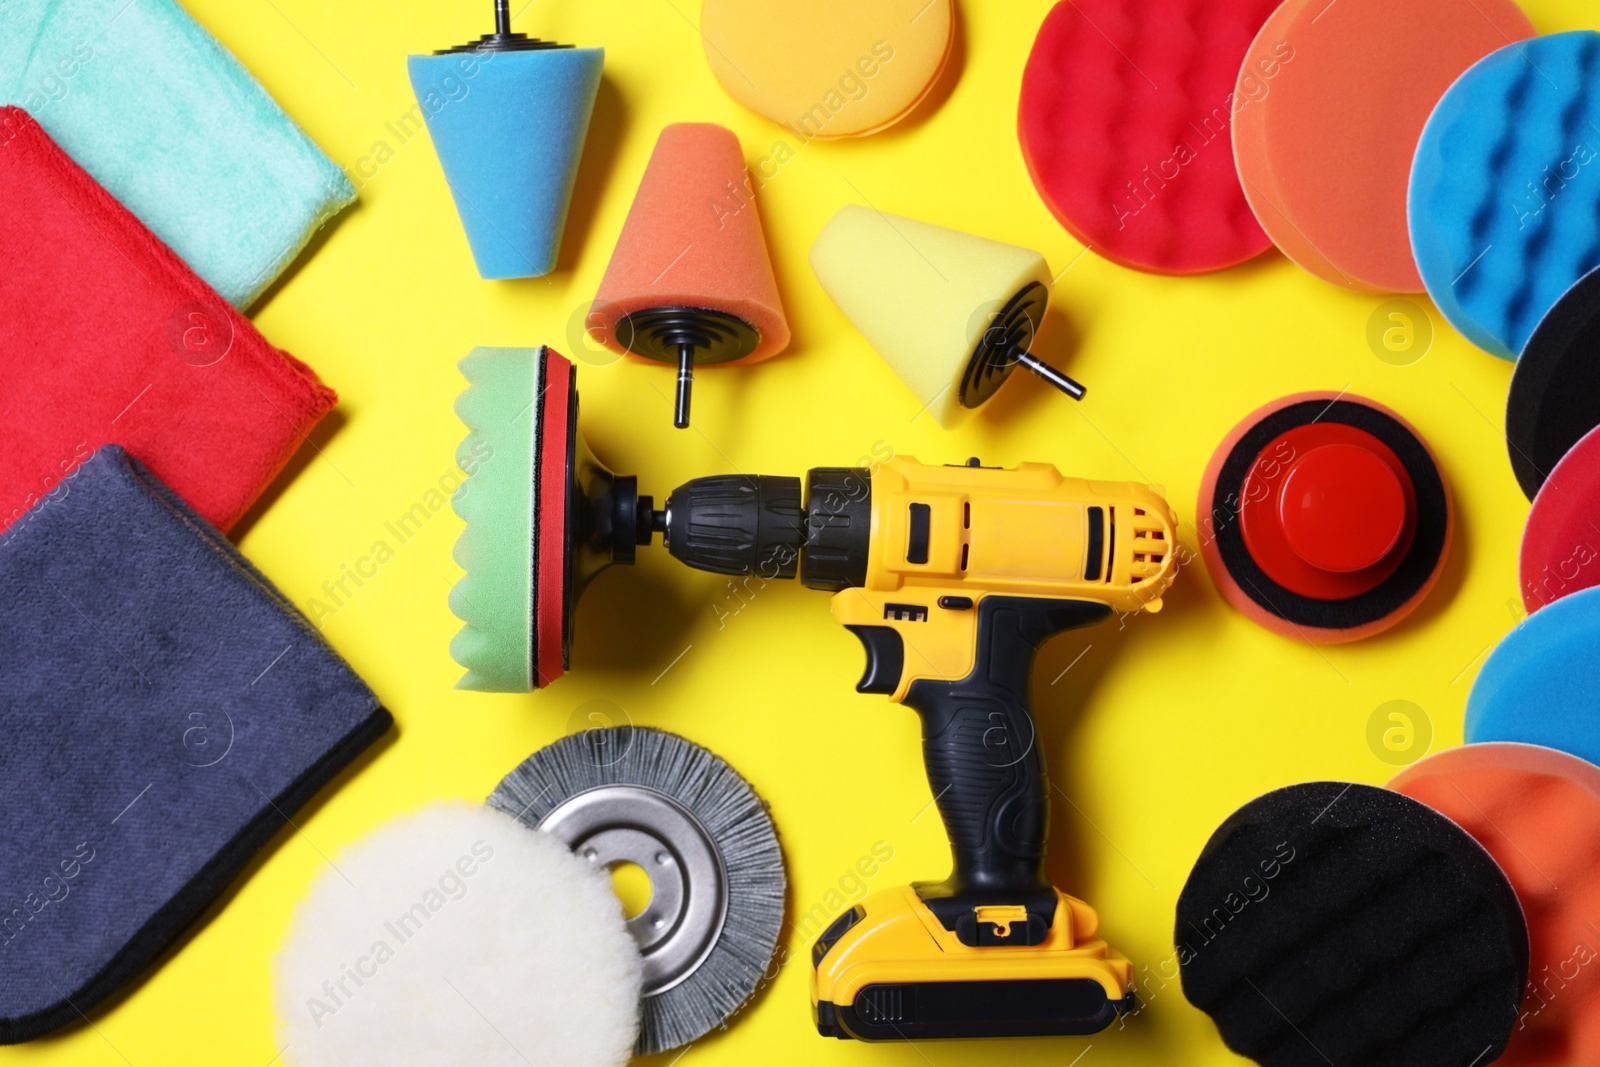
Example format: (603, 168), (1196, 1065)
(653, 468), (873, 588)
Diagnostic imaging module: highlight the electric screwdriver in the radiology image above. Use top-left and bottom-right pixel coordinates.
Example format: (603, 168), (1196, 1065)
(592, 452), (1179, 1040)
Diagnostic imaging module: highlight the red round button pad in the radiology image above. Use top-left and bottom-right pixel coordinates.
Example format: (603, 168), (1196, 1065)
(1239, 423), (1417, 600)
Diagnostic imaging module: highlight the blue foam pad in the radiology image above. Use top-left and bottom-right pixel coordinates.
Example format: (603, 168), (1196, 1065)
(408, 48), (603, 280)
(1409, 32), (1600, 360)
(1466, 584), (1600, 767)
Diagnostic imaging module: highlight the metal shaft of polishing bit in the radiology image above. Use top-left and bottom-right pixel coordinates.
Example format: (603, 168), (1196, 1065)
(494, 0), (511, 35)
(674, 343), (695, 428)
(1013, 347), (1087, 400)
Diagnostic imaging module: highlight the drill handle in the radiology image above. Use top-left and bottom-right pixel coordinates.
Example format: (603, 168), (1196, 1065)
(905, 597), (1112, 903)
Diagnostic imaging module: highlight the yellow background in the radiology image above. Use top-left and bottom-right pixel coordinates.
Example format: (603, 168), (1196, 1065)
(12, 0), (1590, 1063)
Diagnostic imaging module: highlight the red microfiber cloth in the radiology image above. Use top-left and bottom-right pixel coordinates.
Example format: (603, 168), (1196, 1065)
(0, 106), (336, 535)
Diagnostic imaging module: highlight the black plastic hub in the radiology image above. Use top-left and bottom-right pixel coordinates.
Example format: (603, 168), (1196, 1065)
(960, 281), (1047, 408)
(614, 307), (761, 366)
(435, 0), (572, 53)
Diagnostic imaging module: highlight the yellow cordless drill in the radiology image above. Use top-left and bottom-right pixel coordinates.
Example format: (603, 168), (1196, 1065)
(600, 452), (1179, 1039)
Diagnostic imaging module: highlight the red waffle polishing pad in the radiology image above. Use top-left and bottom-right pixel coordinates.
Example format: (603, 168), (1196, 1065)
(1232, 0), (1533, 293)
(1391, 743), (1600, 1067)
(1198, 393), (1452, 642)
(0, 107), (335, 536)
(589, 123), (789, 363)
(1520, 424), (1600, 612)
(1018, 0), (1278, 274)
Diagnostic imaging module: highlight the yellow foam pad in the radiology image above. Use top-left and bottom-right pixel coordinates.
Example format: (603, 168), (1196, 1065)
(699, 0), (954, 139)
(810, 205), (1051, 428)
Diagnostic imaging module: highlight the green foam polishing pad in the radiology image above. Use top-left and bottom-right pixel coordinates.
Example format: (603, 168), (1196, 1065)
(449, 346), (574, 691)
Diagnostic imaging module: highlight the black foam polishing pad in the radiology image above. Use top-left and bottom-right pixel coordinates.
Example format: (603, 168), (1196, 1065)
(1508, 265), (1600, 501)
(1177, 782), (1528, 1067)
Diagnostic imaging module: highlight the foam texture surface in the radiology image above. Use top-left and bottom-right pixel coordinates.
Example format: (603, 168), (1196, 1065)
(1197, 394), (1452, 643)
(1018, 0), (1278, 275)
(1233, 0), (1533, 293)
(408, 47), (602, 280)
(809, 205), (1051, 428)
(0, 0), (353, 308)
(590, 123), (789, 361)
(1521, 424), (1600, 611)
(1391, 743), (1600, 1067)
(1410, 31), (1600, 360)
(699, 0), (952, 139)
(0, 446), (390, 1043)
(1467, 584), (1600, 768)
(1507, 265), (1600, 500)
(274, 802), (641, 1067)
(449, 347), (562, 692)
(1177, 782), (1528, 1067)
(0, 107), (337, 536)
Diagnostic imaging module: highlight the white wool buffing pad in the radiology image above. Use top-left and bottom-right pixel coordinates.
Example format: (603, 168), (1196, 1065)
(274, 802), (642, 1067)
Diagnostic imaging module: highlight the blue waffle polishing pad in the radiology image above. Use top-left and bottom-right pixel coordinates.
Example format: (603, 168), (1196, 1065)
(408, 47), (603, 280)
(1410, 31), (1600, 360)
(1466, 583), (1600, 767)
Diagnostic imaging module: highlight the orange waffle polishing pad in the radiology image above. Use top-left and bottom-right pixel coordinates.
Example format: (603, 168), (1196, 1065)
(1391, 743), (1600, 1067)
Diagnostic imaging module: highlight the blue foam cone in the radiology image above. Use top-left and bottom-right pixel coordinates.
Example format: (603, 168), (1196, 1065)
(408, 47), (603, 279)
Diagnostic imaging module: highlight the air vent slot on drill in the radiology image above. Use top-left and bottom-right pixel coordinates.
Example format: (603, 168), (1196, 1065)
(1085, 507), (1104, 581)
(906, 503), (930, 564)
(1105, 509), (1116, 582)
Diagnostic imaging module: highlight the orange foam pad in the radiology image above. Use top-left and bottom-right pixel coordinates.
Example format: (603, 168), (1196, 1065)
(1390, 743), (1600, 1066)
(1233, 0), (1533, 293)
(589, 123), (789, 363)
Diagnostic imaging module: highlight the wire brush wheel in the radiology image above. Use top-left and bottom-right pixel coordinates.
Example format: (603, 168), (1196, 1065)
(273, 802), (642, 1067)
(490, 727), (785, 1055)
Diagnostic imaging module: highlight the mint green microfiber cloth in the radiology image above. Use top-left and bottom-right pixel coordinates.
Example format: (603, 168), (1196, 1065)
(0, 0), (355, 308)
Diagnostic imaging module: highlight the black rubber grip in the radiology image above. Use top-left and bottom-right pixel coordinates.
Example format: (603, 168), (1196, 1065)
(906, 597), (1112, 921)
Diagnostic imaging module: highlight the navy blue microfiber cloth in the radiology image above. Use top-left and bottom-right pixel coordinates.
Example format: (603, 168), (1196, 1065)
(0, 445), (392, 1043)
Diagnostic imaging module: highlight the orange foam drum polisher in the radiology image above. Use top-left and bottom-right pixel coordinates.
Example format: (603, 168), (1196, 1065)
(1198, 393), (1452, 642)
(586, 123), (789, 429)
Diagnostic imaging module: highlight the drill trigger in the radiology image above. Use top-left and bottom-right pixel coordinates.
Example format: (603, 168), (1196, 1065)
(846, 625), (904, 695)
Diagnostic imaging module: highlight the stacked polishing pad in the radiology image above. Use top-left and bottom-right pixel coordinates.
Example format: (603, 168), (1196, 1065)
(1198, 393), (1452, 642)
(1019, 0), (1279, 275)
(1233, 0), (1533, 293)
(810, 206), (1085, 428)
(1177, 782), (1529, 1066)
(588, 123), (789, 428)
(449, 347), (575, 691)
(408, 1), (603, 280)
(699, 0), (954, 139)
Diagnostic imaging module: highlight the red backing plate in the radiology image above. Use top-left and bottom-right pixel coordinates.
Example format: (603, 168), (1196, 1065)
(1521, 424), (1600, 612)
(1240, 423), (1416, 599)
(1018, 0), (1278, 275)
(535, 349), (572, 688)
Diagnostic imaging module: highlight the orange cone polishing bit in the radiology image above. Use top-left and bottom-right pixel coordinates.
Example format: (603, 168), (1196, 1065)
(1198, 393), (1452, 643)
(588, 123), (789, 429)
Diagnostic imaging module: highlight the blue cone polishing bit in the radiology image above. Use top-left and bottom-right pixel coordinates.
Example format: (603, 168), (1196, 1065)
(1467, 584), (1600, 768)
(1409, 31), (1600, 360)
(408, 1), (602, 279)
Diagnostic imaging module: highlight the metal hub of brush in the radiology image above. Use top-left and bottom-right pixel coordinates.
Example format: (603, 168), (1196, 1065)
(537, 784), (729, 996)
(435, 0), (575, 53)
(488, 726), (785, 1056)
(614, 307), (760, 428)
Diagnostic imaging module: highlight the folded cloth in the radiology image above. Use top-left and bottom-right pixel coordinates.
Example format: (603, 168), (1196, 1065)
(0, 446), (392, 1044)
(0, 106), (337, 536)
(0, 0), (355, 307)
